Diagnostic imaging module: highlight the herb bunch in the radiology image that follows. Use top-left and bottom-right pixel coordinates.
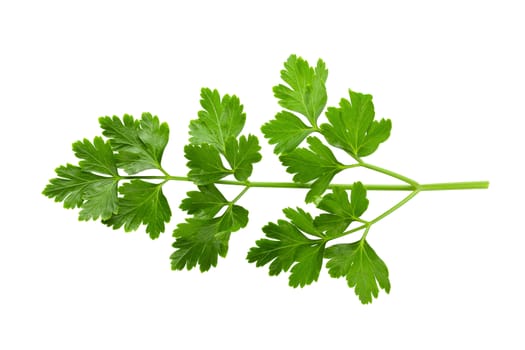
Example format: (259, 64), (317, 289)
(43, 54), (489, 304)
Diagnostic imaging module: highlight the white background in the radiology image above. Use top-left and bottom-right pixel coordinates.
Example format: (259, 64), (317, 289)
(1, 0), (523, 348)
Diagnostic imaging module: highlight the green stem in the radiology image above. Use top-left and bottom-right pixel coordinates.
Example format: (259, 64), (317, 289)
(159, 166), (171, 177)
(117, 165), (487, 244)
(358, 161), (420, 187)
(327, 190), (420, 242)
(119, 175), (489, 191)
(419, 182), (490, 190)
(231, 186), (250, 204)
(368, 190), (420, 225)
(359, 225), (372, 245)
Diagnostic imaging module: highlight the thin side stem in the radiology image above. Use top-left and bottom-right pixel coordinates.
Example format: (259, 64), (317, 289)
(231, 186), (250, 204)
(358, 161), (420, 187)
(327, 189), (420, 242)
(359, 225), (372, 245)
(368, 190), (420, 225)
(116, 164), (487, 244)
(159, 166), (171, 177)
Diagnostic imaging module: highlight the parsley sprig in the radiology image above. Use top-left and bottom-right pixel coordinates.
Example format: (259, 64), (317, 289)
(43, 54), (489, 303)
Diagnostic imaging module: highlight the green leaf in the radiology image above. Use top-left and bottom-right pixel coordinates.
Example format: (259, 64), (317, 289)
(99, 113), (169, 174)
(280, 136), (343, 203)
(273, 55), (328, 125)
(171, 218), (231, 272)
(315, 183), (369, 236)
(171, 204), (249, 272)
(43, 164), (107, 209)
(43, 142), (119, 222)
(72, 137), (118, 176)
(180, 184), (228, 218)
(224, 135), (262, 181)
(289, 244), (326, 288)
(103, 180), (172, 239)
(261, 111), (315, 154)
(184, 143), (232, 185)
(247, 208), (325, 287)
(137, 113), (170, 161)
(218, 205), (249, 233)
(321, 90), (391, 158)
(189, 88), (246, 152)
(282, 207), (324, 238)
(325, 240), (391, 304)
(78, 178), (119, 221)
